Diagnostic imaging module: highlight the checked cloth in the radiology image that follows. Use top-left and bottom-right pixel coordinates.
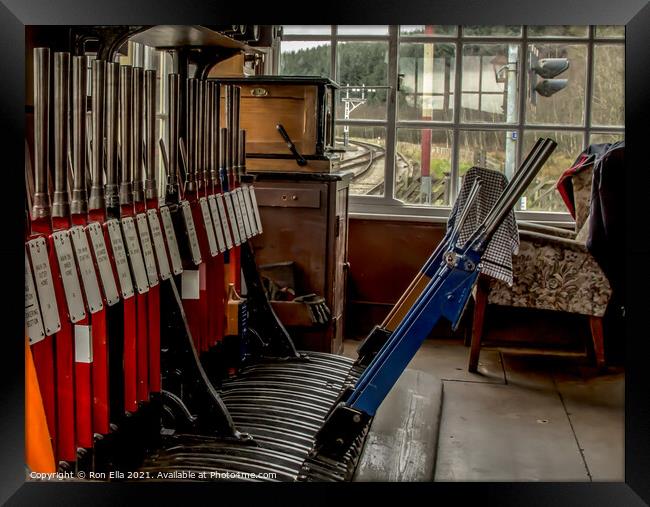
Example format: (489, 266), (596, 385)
(447, 166), (519, 285)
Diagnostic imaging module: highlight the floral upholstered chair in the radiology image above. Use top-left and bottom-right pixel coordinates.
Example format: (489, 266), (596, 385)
(468, 163), (612, 371)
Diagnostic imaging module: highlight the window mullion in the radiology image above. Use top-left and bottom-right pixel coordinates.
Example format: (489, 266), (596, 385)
(585, 25), (595, 138)
(450, 39), (463, 201)
(331, 26), (337, 80)
(517, 28), (529, 180)
(382, 25), (399, 205)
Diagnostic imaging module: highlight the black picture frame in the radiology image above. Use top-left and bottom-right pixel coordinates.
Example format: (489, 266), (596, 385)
(2, 1), (648, 504)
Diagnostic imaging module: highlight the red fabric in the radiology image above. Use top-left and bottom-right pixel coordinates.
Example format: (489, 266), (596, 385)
(555, 153), (589, 218)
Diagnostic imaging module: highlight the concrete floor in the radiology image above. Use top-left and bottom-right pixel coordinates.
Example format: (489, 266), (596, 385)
(343, 338), (624, 482)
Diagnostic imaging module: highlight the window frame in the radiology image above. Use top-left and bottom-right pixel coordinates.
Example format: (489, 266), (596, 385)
(278, 25), (626, 224)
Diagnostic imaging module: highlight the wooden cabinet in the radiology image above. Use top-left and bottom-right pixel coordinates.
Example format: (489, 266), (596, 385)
(249, 172), (350, 354)
(214, 76), (341, 173)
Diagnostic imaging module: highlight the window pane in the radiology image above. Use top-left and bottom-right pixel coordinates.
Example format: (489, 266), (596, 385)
(463, 26), (522, 37)
(398, 43), (456, 122)
(591, 44), (625, 127)
(525, 43), (587, 126)
(280, 41), (331, 77)
(589, 132), (624, 145)
(395, 128), (453, 207)
(528, 26), (588, 38)
(336, 41), (388, 120)
(461, 43), (520, 123)
(596, 26), (625, 38)
(282, 25), (331, 36)
(520, 130), (585, 212)
(337, 125), (386, 197)
(458, 130), (519, 188)
(338, 25), (389, 36)
(400, 25), (457, 37)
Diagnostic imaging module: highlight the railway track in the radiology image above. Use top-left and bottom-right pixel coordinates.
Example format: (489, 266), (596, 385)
(338, 140), (448, 202)
(337, 139), (386, 196)
(338, 139), (385, 177)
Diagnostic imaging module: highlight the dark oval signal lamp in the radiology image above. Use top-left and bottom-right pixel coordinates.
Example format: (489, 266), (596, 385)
(532, 58), (570, 79)
(529, 51), (571, 104)
(535, 78), (569, 97)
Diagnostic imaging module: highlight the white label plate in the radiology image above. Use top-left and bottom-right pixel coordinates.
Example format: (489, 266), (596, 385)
(181, 269), (200, 300)
(231, 190), (247, 242)
(86, 222), (120, 306)
(208, 195), (227, 253)
(121, 217), (149, 294)
(180, 200), (202, 265)
(106, 219), (135, 299)
(69, 226), (104, 314)
(74, 324), (93, 363)
(159, 206), (183, 275)
(25, 251), (45, 344)
(52, 230), (86, 323)
(242, 186), (259, 236)
(136, 213), (159, 287)
(235, 187), (253, 239)
(249, 186), (263, 234)
(27, 238), (61, 335)
(216, 194), (234, 250)
(199, 197), (219, 257)
(147, 209), (172, 280)
(224, 191), (242, 246)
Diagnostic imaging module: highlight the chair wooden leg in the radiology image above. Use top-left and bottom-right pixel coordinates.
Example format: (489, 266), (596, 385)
(468, 277), (489, 373)
(589, 316), (606, 371)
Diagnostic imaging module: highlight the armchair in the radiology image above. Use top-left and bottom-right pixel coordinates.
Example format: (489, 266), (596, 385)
(468, 162), (612, 371)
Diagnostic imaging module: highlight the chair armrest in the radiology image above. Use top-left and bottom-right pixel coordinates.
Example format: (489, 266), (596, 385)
(519, 230), (588, 252)
(518, 220), (576, 239)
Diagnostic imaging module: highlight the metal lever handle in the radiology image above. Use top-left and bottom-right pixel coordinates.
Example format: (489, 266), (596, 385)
(70, 55), (88, 215)
(32, 47), (51, 219)
(52, 51), (69, 218)
(159, 138), (170, 184)
(276, 124), (307, 166)
(450, 178), (481, 247)
(179, 137), (191, 193)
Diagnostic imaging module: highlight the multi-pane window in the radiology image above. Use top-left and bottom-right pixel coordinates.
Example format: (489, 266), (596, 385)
(118, 28), (626, 222)
(280, 26), (393, 197)
(280, 26), (626, 220)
